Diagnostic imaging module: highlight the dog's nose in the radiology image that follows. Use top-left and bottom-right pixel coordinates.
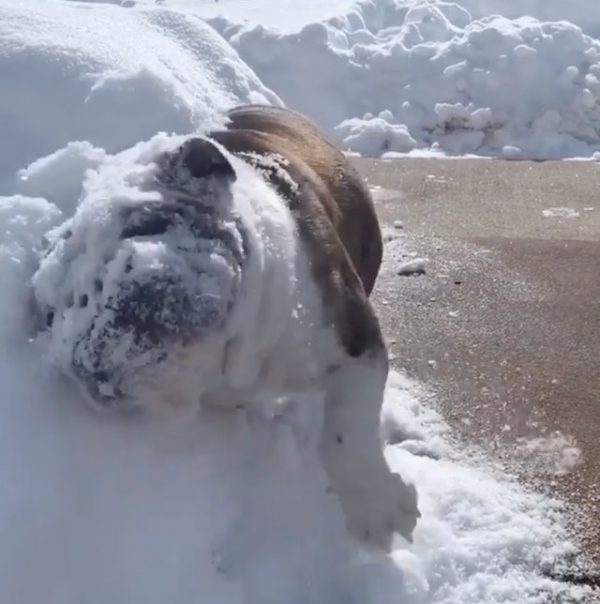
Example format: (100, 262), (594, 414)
(112, 277), (219, 345)
(70, 275), (226, 410)
(113, 262), (233, 352)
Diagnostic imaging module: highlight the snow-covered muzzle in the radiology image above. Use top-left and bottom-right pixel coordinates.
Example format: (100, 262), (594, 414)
(31, 137), (248, 411)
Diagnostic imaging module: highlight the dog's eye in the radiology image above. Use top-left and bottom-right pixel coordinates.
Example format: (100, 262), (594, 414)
(122, 213), (173, 238)
(46, 310), (54, 328)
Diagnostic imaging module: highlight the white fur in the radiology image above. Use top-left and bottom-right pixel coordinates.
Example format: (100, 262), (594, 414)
(320, 356), (420, 550)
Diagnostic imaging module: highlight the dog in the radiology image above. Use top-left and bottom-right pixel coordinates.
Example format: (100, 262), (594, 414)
(31, 105), (420, 551)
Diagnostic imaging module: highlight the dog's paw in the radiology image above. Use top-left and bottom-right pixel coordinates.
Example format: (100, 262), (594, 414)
(338, 471), (420, 552)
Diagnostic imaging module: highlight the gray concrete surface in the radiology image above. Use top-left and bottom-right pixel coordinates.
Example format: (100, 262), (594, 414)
(352, 158), (600, 570)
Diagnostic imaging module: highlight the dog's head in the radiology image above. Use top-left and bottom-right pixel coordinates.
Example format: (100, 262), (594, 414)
(32, 137), (250, 412)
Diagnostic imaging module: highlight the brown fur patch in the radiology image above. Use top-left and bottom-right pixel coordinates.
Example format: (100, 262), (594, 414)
(225, 105), (383, 296)
(208, 105), (385, 358)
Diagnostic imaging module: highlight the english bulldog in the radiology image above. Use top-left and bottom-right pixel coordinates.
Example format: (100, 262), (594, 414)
(31, 105), (420, 551)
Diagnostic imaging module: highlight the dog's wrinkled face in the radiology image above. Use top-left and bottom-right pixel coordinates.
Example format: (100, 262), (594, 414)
(32, 138), (248, 411)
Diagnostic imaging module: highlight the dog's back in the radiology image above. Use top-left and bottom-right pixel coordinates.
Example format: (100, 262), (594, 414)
(223, 105), (383, 296)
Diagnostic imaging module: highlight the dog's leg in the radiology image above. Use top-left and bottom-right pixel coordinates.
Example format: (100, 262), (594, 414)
(319, 350), (420, 551)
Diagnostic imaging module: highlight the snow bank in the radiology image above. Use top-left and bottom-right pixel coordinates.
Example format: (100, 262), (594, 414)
(5, 0), (600, 171)
(0, 0), (279, 192)
(456, 0), (600, 39)
(215, 0), (600, 159)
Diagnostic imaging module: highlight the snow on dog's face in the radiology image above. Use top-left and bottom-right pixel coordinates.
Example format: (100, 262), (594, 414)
(32, 136), (250, 412)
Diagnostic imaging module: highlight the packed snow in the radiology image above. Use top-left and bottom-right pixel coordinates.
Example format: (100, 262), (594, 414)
(206, 0), (600, 159)
(0, 0), (280, 192)
(0, 0), (597, 602)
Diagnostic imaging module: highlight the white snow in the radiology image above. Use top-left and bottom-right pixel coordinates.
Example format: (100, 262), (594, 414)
(210, 0), (600, 159)
(397, 258), (428, 276)
(0, 0), (280, 192)
(514, 431), (583, 477)
(0, 0), (597, 602)
(543, 207), (582, 218)
(4, 0), (600, 163)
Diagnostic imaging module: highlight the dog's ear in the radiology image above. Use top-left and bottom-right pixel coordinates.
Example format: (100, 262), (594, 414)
(159, 137), (236, 187)
(178, 137), (236, 181)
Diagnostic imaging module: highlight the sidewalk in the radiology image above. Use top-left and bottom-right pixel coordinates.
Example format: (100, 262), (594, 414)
(355, 158), (600, 567)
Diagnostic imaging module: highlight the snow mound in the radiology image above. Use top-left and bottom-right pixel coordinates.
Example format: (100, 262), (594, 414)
(0, 0), (280, 192)
(216, 0), (600, 159)
(456, 0), (600, 39)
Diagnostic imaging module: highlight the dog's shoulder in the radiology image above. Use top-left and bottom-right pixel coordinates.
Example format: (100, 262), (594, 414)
(209, 106), (385, 359)
(219, 105), (383, 297)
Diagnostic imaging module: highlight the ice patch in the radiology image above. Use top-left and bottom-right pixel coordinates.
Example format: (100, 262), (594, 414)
(335, 112), (417, 156)
(368, 186), (399, 203)
(543, 207), (582, 218)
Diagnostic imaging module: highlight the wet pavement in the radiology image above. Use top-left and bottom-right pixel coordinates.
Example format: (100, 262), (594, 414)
(354, 158), (600, 570)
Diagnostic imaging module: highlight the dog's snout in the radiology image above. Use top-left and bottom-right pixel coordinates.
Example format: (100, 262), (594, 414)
(69, 275), (227, 410)
(111, 275), (226, 343)
(112, 278), (188, 343)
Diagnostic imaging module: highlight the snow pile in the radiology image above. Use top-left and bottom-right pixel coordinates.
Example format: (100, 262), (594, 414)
(456, 0), (600, 39)
(215, 0), (600, 159)
(5, 0), (600, 170)
(0, 0), (279, 192)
